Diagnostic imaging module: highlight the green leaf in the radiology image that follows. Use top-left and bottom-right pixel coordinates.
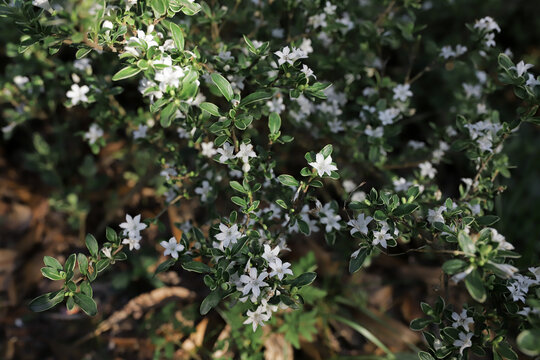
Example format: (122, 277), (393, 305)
(458, 231), (475, 254)
(151, 0), (167, 15)
(200, 102), (221, 116)
(231, 196), (247, 207)
(64, 253), (77, 273)
(169, 22), (184, 50)
(43, 256), (62, 270)
(465, 269), (486, 303)
(80, 281), (93, 297)
(230, 236), (249, 255)
(410, 317), (432, 331)
(476, 215), (499, 226)
(160, 102), (177, 127)
(239, 90), (273, 107)
(75, 47), (92, 59)
(200, 288), (225, 315)
(298, 219), (310, 235)
(276, 199), (288, 209)
(289, 272), (317, 288)
(494, 341), (518, 360)
(320, 144), (333, 157)
(349, 248), (370, 274)
(29, 290), (65, 312)
(277, 174), (299, 187)
(105, 227), (117, 243)
(73, 292), (98, 316)
(498, 53), (514, 70)
(268, 112), (281, 134)
(517, 329), (540, 356)
(154, 258), (177, 276)
(41, 267), (64, 281)
(112, 66), (141, 81)
(442, 259), (467, 275)
(181, 261), (212, 273)
(230, 181), (247, 194)
(85, 234), (99, 258)
(211, 73), (234, 101)
(393, 203), (419, 217)
(77, 253), (88, 276)
(418, 351), (435, 360)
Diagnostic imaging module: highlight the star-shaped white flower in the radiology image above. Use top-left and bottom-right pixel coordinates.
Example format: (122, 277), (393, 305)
(451, 309), (474, 331)
(269, 258), (293, 280)
(240, 267), (268, 298)
(372, 228), (392, 249)
(513, 60), (534, 77)
(243, 307), (271, 332)
(122, 233), (142, 251)
(119, 214), (147, 239)
(236, 143), (257, 162)
(217, 142), (235, 163)
(215, 223), (241, 248)
(309, 153), (337, 177)
(453, 332), (473, 355)
(160, 237), (185, 259)
(347, 213), (373, 235)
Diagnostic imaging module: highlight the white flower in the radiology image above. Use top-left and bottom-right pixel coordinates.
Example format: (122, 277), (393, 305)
(419, 161), (437, 179)
(450, 266), (473, 284)
(84, 124), (103, 145)
(393, 84), (413, 102)
(122, 233), (142, 251)
(427, 206), (445, 224)
(201, 141), (217, 157)
(489, 261), (518, 278)
(160, 237), (184, 259)
(240, 267), (268, 298)
(119, 214), (147, 238)
(453, 332), (473, 355)
(490, 228), (514, 250)
(243, 307), (271, 331)
(529, 267), (540, 282)
(66, 84), (90, 105)
(269, 258), (293, 280)
(440, 45), (455, 59)
(513, 60), (534, 77)
(133, 124), (148, 139)
(13, 75), (29, 88)
(101, 247), (113, 259)
(378, 108), (400, 126)
(266, 96), (285, 114)
(195, 180), (212, 202)
(217, 142), (235, 163)
(301, 64), (315, 79)
(364, 125), (384, 138)
(218, 51), (234, 62)
(74, 58), (92, 73)
(451, 309), (474, 331)
(526, 74), (540, 87)
(262, 244), (280, 265)
(372, 228), (392, 248)
(320, 212), (341, 232)
(473, 16), (501, 33)
(215, 223), (241, 248)
(347, 214), (372, 236)
(236, 143), (257, 162)
(393, 177), (411, 192)
(309, 153), (338, 177)
(274, 46), (294, 66)
(32, 0), (51, 11)
(351, 191), (366, 202)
